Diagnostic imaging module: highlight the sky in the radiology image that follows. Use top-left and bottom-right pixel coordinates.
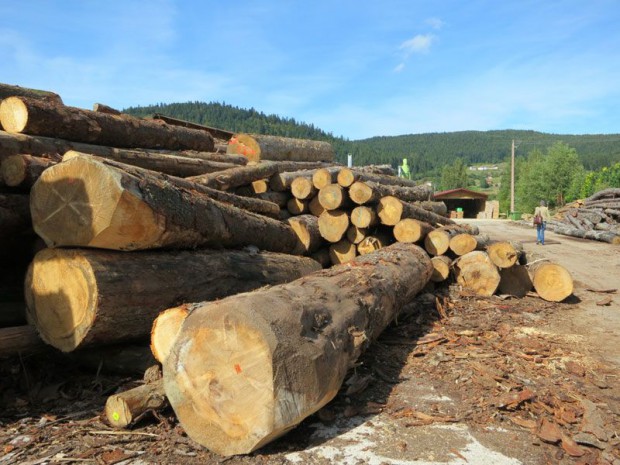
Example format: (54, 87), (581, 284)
(2, 1), (620, 140)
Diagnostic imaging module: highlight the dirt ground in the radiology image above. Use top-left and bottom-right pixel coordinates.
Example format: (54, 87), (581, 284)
(1, 220), (619, 465)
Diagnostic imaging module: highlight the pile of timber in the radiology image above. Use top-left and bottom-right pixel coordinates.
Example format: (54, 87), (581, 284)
(0, 84), (577, 457)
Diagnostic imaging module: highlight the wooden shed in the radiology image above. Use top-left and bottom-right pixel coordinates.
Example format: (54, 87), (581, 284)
(434, 188), (488, 219)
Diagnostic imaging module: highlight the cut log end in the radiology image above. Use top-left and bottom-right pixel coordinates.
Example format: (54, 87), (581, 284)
(151, 306), (190, 364)
(0, 97), (29, 133)
(487, 241), (523, 268)
(530, 263), (573, 302)
(454, 251), (500, 296)
(430, 256), (451, 282)
(318, 210), (349, 243)
(393, 219), (432, 243)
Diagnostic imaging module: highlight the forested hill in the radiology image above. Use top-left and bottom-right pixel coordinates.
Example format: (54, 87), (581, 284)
(124, 101), (620, 174)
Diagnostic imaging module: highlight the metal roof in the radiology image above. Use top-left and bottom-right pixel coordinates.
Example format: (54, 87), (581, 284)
(434, 188), (489, 200)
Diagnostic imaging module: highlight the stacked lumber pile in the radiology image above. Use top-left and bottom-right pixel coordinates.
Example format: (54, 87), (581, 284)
(545, 188), (620, 244)
(0, 85), (577, 457)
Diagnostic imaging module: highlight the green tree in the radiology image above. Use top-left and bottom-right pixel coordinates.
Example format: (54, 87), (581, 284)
(542, 142), (581, 206)
(440, 158), (469, 190)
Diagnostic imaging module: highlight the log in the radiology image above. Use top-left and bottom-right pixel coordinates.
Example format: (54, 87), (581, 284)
(93, 103), (121, 115)
(269, 169), (314, 192)
(355, 164), (396, 176)
(308, 195), (325, 217)
(310, 248), (331, 268)
(227, 134), (334, 162)
(553, 225), (620, 244)
(346, 225), (367, 245)
(63, 149), (236, 178)
(312, 167), (340, 189)
(328, 239), (357, 264)
(69, 345), (157, 376)
(187, 162), (280, 190)
(286, 197), (308, 215)
(419, 201), (448, 217)
(377, 196), (454, 227)
(449, 233), (490, 256)
(278, 209), (291, 220)
(585, 188), (620, 203)
(318, 210), (349, 243)
(291, 177), (317, 200)
(487, 241), (524, 268)
(393, 218), (434, 243)
(0, 83), (62, 104)
(0, 154), (56, 188)
(430, 255), (452, 282)
(163, 243), (433, 456)
(565, 213), (584, 230)
(453, 251), (500, 296)
(498, 265), (532, 298)
(528, 262), (573, 302)
(337, 168), (420, 189)
(0, 325), (46, 357)
(31, 155), (291, 250)
(349, 181), (433, 205)
(105, 380), (166, 428)
(152, 113), (234, 141)
(318, 184), (350, 211)
(350, 206), (377, 229)
(250, 180), (269, 194)
(25, 248), (321, 352)
(424, 227), (459, 256)
(151, 306), (190, 364)
(238, 191), (290, 208)
(0, 194), (34, 260)
(0, 129), (243, 164)
(287, 215), (323, 254)
(0, 97), (215, 151)
(357, 234), (391, 255)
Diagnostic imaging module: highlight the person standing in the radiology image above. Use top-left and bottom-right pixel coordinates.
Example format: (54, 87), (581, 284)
(534, 200), (551, 245)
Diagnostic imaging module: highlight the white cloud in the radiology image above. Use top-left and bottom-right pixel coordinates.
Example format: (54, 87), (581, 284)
(400, 34), (434, 56)
(393, 63), (405, 73)
(426, 17), (444, 30)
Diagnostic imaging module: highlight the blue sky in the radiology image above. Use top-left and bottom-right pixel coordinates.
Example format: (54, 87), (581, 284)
(2, 1), (619, 140)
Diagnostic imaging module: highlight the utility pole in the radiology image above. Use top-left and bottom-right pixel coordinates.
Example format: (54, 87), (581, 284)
(510, 139), (515, 214)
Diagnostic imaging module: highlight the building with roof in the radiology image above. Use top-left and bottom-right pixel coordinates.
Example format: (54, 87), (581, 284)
(434, 188), (489, 219)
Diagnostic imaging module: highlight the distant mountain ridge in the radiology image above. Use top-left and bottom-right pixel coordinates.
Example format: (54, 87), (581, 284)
(124, 101), (620, 175)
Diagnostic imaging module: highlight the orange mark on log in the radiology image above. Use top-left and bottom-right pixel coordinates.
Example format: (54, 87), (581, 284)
(234, 364), (242, 374)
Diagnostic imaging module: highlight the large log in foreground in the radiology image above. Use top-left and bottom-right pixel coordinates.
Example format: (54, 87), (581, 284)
(30, 156), (291, 251)
(0, 97), (215, 151)
(227, 133), (334, 162)
(528, 262), (573, 302)
(25, 248), (321, 352)
(454, 251), (500, 296)
(164, 243), (433, 456)
(0, 83), (62, 104)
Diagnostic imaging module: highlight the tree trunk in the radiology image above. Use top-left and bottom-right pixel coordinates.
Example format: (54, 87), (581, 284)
(0, 154), (56, 188)
(312, 167), (340, 189)
(250, 180), (269, 194)
(453, 251), (500, 296)
(310, 248), (331, 268)
(318, 210), (350, 243)
(152, 113), (234, 141)
(0, 83), (62, 104)
(498, 265), (532, 298)
(357, 234), (391, 255)
(418, 201), (448, 217)
(286, 197), (308, 215)
(237, 191), (290, 208)
(346, 225), (367, 244)
(227, 134), (334, 162)
(350, 206), (377, 229)
(328, 239), (357, 265)
(430, 255), (452, 282)
(163, 243), (432, 456)
(151, 306), (190, 364)
(565, 213), (584, 230)
(25, 247), (321, 352)
(63, 149), (236, 178)
(0, 97), (215, 151)
(187, 162), (280, 190)
(424, 228), (458, 256)
(349, 181), (432, 205)
(291, 177), (317, 200)
(337, 168), (420, 188)
(31, 156), (292, 250)
(308, 195), (325, 217)
(105, 380), (166, 428)
(287, 215), (323, 254)
(93, 103), (121, 115)
(528, 262), (573, 302)
(449, 233), (490, 256)
(393, 218), (434, 243)
(318, 184), (350, 210)
(377, 196), (454, 227)
(0, 325), (46, 357)
(269, 169), (314, 192)
(553, 225), (620, 244)
(487, 241), (524, 268)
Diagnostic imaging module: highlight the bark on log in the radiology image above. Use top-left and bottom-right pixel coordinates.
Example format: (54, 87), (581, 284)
(0, 325), (46, 357)
(238, 191), (290, 208)
(151, 306), (190, 364)
(350, 206), (377, 229)
(349, 181), (432, 205)
(377, 196), (454, 227)
(25, 248), (321, 352)
(346, 225), (367, 244)
(430, 255), (452, 282)
(357, 234), (391, 255)
(291, 177), (317, 200)
(308, 195), (325, 217)
(287, 215), (323, 254)
(553, 225), (620, 244)
(187, 162), (280, 191)
(419, 201), (448, 217)
(318, 184), (350, 211)
(312, 167), (340, 189)
(63, 149), (236, 178)
(1, 154), (56, 188)
(31, 156), (291, 250)
(310, 248), (331, 268)
(498, 265), (532, 298)
(152, 113), (234, 141)
(286, 197), (308, 215)
(0, 83), (62, 104)
(337, 168), (420, 189)
(565, 213), (584, 230)
(585, 188), (620, 203)
(318, 210), (350, 243)
(449, 233), (490, 256)
(424, 228), (458, 256)
(393, 219), (434, 243)
(163, 243), (433, 456)
(328, 239), (357, 265)
(269, 169), (314, 192)
(227, 134), (334, 162)
(105, 380), (166, 428)
(453, 251), (500, 296)
(528, 262), (573, 302)
(0, 97), (215, 151)
(487, 241), (524, 268)
(93, 103), (121, 115)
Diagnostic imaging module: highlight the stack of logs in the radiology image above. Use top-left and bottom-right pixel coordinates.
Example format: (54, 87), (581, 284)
(0, 84), (575, 457)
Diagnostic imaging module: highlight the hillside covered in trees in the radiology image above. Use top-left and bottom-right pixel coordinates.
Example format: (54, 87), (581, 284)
(124, 101), (620, 178)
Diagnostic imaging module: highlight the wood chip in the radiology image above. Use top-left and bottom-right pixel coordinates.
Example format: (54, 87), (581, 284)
(595, 295), (613, 306)
(560, 434), (586, 457)
(495, 388), (536, 410)
(537, 418), (562, 443)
